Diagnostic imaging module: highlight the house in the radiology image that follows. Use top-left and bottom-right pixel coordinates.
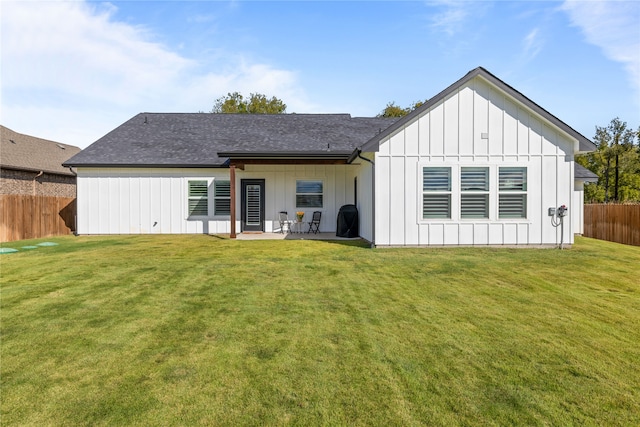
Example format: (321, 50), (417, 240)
(64, 67), (597, 246)
(1, 125), (81, 197)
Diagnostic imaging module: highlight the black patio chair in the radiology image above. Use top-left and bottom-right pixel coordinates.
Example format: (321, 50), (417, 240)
(307, 211), (321, 234)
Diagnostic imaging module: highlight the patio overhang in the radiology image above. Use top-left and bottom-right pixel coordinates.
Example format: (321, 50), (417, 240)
(219, 151), (356, 240)
(217, 151), (352, 166)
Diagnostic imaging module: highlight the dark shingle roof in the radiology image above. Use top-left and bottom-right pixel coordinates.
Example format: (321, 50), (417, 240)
(575, 163), (598, 182)
(64, 113), (399, 167)
(361, 67), (596, 153)
(1, 125), (81, 176)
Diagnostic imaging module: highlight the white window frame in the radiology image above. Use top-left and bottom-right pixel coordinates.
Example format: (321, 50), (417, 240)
(213, 180), (231, 216)
(422, 167), (452, 219)
(187, 180), (209, 217)
(416, 164), (531, 223)
(498, 167), (527, 219)
(296, 180), (323, 208)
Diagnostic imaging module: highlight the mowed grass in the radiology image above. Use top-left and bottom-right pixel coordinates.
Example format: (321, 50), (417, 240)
(1, 236), (639, 426)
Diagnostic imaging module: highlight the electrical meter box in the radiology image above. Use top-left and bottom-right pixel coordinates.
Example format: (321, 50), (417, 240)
(558, 205), (568, 217)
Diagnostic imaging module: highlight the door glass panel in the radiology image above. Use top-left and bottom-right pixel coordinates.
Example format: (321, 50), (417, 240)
(246, 184), (261, 226)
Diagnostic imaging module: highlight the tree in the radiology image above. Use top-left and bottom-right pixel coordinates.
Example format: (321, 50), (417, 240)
(210, 92), (286, 114)
(577, 118), (640, 203)
(378, 101), (409, 117)
(377, 100), (427, 118)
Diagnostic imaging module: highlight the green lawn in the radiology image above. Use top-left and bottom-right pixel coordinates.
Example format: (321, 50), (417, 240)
(1, 236), (639, 426)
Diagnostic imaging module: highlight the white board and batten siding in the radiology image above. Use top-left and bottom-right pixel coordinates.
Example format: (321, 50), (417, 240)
(352, 157), (375, 242)
(573, 181), (585, 235)
(373, 77), (577, 246)
(76, 168), (232, 235)
(76, 165), (357, 235)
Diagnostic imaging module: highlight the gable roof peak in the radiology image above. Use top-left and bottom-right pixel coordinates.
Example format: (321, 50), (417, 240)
(361, 66), (595, 153)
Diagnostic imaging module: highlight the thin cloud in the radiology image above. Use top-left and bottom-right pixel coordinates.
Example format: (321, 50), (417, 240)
(522, 28), (543, 62)
(0, 0), (307, 147)
(427, 0), (491, 36)
(2, 2), (191, 103)
(561, 0), (640, 93)
(188, 14), (217, 24)
(184, 61), (316, 114)
(429, 2), (469, 36)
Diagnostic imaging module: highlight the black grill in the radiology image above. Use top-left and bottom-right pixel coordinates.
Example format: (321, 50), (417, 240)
(336, 204), (359, 238)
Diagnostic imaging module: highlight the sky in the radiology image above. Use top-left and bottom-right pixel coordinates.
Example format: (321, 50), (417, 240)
(1, 0), (639, 149)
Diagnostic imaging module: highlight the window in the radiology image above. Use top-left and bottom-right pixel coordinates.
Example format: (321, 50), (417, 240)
(499, 167), (527, 218)
(461, 167), (489, 218)
(188, 180), (208, 216)
(214, 180), (231, 215)
(422, 167), (451, 219)
(296, 180), (323, 208)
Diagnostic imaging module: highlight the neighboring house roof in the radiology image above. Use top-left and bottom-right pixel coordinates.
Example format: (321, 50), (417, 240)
(575, 163), (599, 182)
(360, 67), (596, 153)
(1, 125), (81, 176)
(64, 113), (399, 167)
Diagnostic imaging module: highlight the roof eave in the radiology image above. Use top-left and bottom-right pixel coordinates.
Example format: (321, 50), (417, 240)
(575, 164), (599, 183)
(346, 149), (360, 164)
(64, 162), (228, 169)
(1, 164), (76, 177)
(217, 151), (352, 160)
(577, 177), (599, 183)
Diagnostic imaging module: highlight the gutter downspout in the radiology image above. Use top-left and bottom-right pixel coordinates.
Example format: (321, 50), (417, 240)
(356, 149), (375, 247)
(33, 171), (43, 195)
(69, 167), (78, 235)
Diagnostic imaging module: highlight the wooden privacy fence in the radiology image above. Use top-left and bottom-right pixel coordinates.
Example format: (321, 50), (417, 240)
(583, 204), (640, 246)
(0, 195), (76, 242)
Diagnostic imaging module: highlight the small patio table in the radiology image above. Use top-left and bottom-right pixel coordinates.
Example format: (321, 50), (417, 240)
(291, 219), (307, 233)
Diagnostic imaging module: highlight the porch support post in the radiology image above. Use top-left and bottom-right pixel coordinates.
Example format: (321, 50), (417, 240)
(230, 165), (237, 239)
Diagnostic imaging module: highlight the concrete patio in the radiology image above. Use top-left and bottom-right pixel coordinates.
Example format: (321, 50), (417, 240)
(235, 232), (364, 241)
